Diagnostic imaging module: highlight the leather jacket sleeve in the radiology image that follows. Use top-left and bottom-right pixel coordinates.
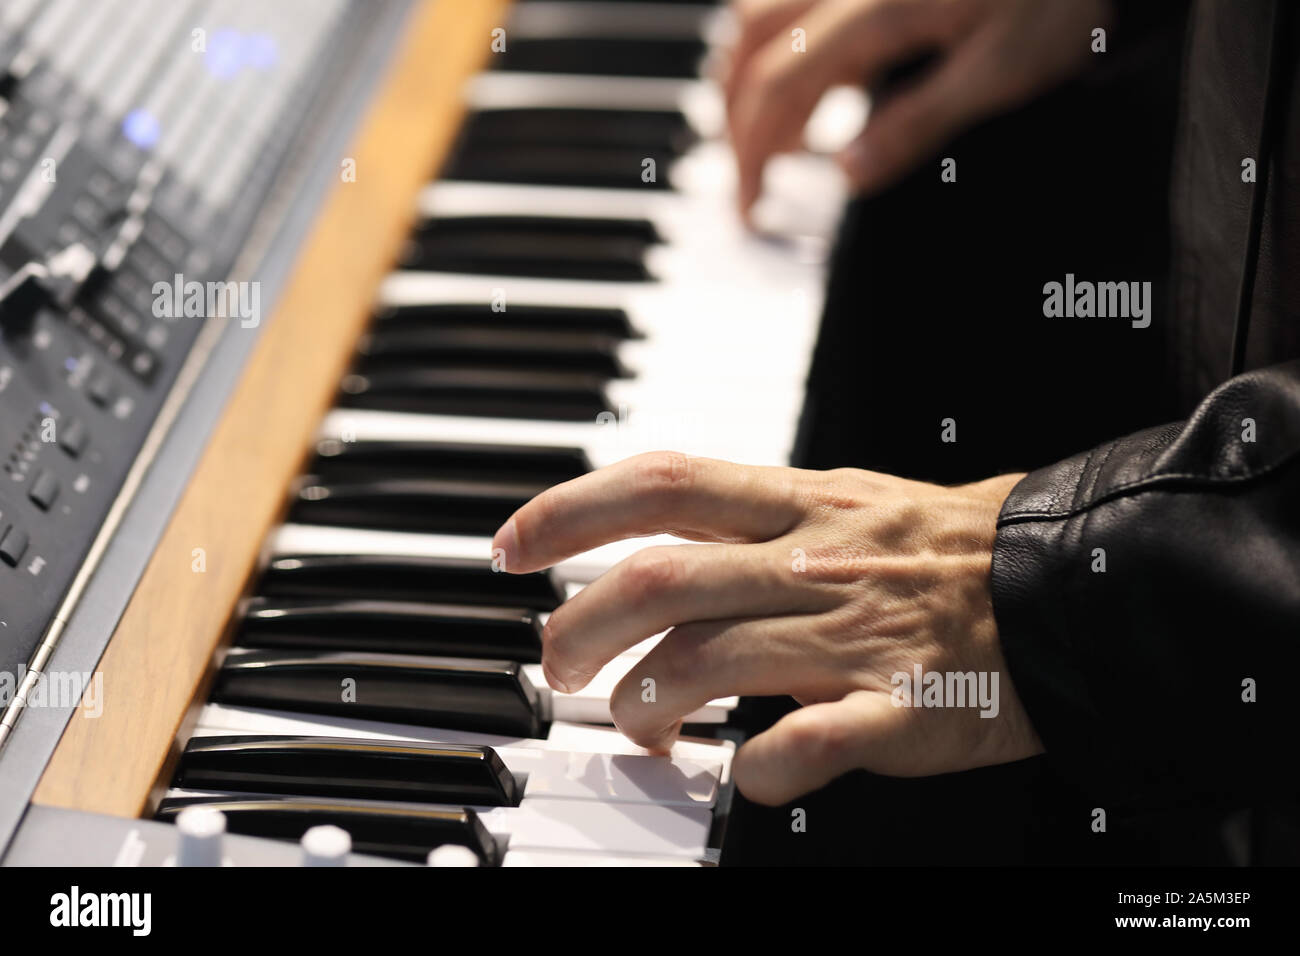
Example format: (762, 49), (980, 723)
(991, 358), (1300, 808)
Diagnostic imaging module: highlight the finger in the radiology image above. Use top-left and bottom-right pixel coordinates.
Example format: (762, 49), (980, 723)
(728, 0), (941, 217)
(722, 0), (819, 106)
(492, 452), (803, 573)
(838, 39), (1000, 195)
(733, 690), (896, 804)
(608, 616), (838, 750)
(543, 542), (825, 692)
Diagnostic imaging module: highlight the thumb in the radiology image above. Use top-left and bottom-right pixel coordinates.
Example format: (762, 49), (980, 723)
(733, 690), (897, 806)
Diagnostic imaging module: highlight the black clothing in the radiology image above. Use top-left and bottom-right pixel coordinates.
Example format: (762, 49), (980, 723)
(728, 0), (1300, 865)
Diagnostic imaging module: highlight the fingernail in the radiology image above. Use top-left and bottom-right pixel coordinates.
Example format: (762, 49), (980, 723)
(491, 518), (519, 573)
(541, 656), (570, 695)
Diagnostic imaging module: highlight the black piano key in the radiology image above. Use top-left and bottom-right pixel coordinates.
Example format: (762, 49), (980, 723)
(399, 216), (659, 281)
(374, 303), (639, 338)
(211, 649), (542, 738)
(174, 735), (520, 807)
(356, 326), (630, 377)
(495, 37), (707, 78)
(259, 554), (565, 610)
(156, 795), (501, 865)
(311, 438), (590, 485)
(291, 477), (537, 536)
(414, 214), (661, 243)
(459, 108), (696, 153)
(239, 597), (544, 662)
(443, 144), (674, 190)
(336, 367), (611, 421)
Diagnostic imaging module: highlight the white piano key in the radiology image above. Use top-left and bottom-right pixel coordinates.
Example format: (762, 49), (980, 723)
(523, 662), (738, 725)
(419, 181), (671, 225)
(270, 522), (694, 585)
(507, 2), (714, 41)
(466, 71), (702, 113)
(478, 799), (712, 858)
(318, 408), (797, 468)
(499, 748), (719, 806)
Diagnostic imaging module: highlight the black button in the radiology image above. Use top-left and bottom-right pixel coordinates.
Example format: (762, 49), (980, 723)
(59, 418), (88, 458)
(28, 471), (59, 510)
(87, 372), (114, 407)
(0, 526), (28, 566)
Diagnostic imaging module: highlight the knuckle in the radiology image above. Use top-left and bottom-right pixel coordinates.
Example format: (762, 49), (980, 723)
(808, 468), (864, 512)
(631, 451), (694, 499)
(789, 711), (852, 766)
(660, 633), (707, 689)
(622, 547), (686, 606)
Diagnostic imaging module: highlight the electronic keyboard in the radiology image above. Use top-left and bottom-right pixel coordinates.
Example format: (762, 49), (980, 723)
(0, 0), (858, 866)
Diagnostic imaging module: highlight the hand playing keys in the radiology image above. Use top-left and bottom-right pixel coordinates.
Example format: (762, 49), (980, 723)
(492, 452), (1042, 805)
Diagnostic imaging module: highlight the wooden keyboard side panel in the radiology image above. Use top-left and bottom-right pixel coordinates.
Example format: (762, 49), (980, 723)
(33, 0), (512, 817)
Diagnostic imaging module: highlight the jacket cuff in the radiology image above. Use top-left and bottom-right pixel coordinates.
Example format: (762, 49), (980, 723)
(990, 460), (1108, 796)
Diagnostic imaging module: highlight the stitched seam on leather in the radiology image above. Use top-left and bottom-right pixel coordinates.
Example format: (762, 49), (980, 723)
(998, 443), (1300, 524)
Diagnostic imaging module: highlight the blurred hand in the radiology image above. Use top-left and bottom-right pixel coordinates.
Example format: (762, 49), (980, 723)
(492, 453), (1042, 805)
(726, 0), (1112, 217)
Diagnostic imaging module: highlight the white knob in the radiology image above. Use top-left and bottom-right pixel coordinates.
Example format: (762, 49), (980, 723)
(176, 806), (225, 867)
(301, 825), (351, 866)
(427, 844), (479, 867)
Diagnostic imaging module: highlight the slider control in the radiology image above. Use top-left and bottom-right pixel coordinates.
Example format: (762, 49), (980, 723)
(0, 242), (98, 333)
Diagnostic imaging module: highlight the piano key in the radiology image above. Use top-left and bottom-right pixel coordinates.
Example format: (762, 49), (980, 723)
(457, 106), (697, 153)
(508, 1), (718, 43)
(356, 325), (630, 377)
(309, 437), (591, 485)
(156, 795), (502, 866)
(477, 798), (712, 858)
(522, 662), (738, 725)
(373, 301), (639, 338)
(495, 37), (708, 79)
(336, 367), (611, 421)
(377, 271), (822, 356)
(258, 553), (565, 609)
(443, 142), (677, 190)
(187, 713), (721, 809)
(195, 704), (736, 786)
(466, 71), (704, 115)
(238, 597), (544, 662)
(318, 407), (800, 470)
(398, 215), (661, 279)
(210, 648), (543, 739)
(290, 476), (540, 536)
(270, 523), (693, 587)
(174, 735), (521, 807)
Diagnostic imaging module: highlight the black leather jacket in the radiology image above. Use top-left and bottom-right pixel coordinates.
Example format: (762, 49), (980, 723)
(992, 0), (1300, 811)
